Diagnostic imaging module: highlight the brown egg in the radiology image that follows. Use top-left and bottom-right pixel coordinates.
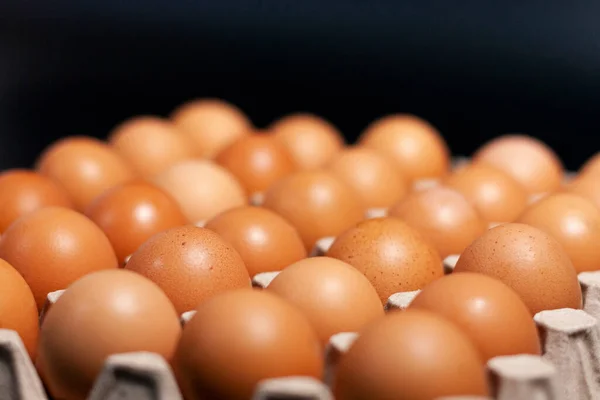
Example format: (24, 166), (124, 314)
(36, 137), (136, 211)
(153, 160), (246, 223)
(334, 310), (488, 400)
(328, 147), (410, 209)
(327, 217), (444, 303)
(0, 169), (73, 233)
(267, 257), (383, 346)
(0, 207), (118, 309)
(445, 163), (528, 222)
(37, 269), (181, 400)
(215, 133), (296, 195)
(516, 193), (600, 273)
(173, 289), (323, 400)
(473, 134), (563, 195)
(389, 186), (487, 257)
(454, 223), (582, 315)
(409, 272), (541, 362)
(565, 175), (600, 209)
(109, 116), (194, 178)
(125, 225), (250, 313)
(579, 153), (600, 178)
(0, 259), (39, 360)
(204, 206), (306, 277)
(270, 113), (344, 170)
(171, 99), (252, 158)
(358, 114), (450, 181)
(85, 181), (189, 264)
(262, 171), (364, 251)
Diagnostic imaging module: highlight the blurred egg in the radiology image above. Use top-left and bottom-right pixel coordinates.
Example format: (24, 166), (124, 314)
(270, 113), (344, 170)
(0, 207), (118, 309)
(204, 206), (306, 277)
(409, 272), (541, 361)
(328, 147), (410, 209)
(579, 152), (600, 178)
(327, 217), (444, 303)
(473, 134), (563, 195)
(445, 163), (528, 222)
(109, 116), (194, 178)
(85, 181), (189, 264)
(267, 257), (383, 346)
(173, 289), (323, 400)
(333, 310), (488, 400)
(171, 99), (252, 158)
(454, 223), (582, 315)
(389, 186), (487, 257)
(37, 269), (181, 400)
(565, 175), (600, 209)
(358, 114), (450, 181)
(0, 169), (73, 233)
(153, 160), (246, 223)
(125, 225), (251, 313)
(0, 259), (39, 360)
(262, 171), (363, 251)
(517, 193), (600, 273)
(215, 133), (296, 195)
(36, 137), (136, 210)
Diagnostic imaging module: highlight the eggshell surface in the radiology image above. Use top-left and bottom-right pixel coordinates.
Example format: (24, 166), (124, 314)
(565, 175), (600, 210)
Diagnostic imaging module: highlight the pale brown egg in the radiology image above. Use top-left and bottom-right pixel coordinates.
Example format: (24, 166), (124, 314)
(473, 134), (563, 195)
(153, 160), (247, 223)
(389, 186), (487, 257)
(109, 116), (194, 178)
(334, 310), (488, 400)
(454, 223), (582, 315)
(262, 171), (364, 251)
(517, 193), (600, 273)
(36, 137), (136, 211)
(171, 99), (252, 158)
(358, 114), (450, 181)
(125, 225), (251, 314)
(37, 269), (181, 400)
(0, 259), (39, 360)
(85, 181), (189, 264)
(565, 175), (600, 209)
(579, 153), (600, 178)
(204, 206), (306, 277)
(328, 147), (410, 209)
(0, 169), (73, 233)
(215, 133), (296, 195)
(327, 217), (444, 303)
(267, 257), (383, 346)
(409, 272), (541, 362)
(173, 289), (323, 400)
(0, 207), (118, 310)
(270, 113), (344, 170)
(445, 163), (528, 222)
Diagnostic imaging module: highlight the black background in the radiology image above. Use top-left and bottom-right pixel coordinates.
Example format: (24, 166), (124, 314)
(2, 1), (600, 170)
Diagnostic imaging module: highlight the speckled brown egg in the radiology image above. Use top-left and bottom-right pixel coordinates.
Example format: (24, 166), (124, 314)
(36, 137), (136, 211)
(389, 186), (487, 257)
(0, 207), (118, 310)
(204, 206), (306, 277)
(517, 193), (600, 273)
(358, 114), (450, 182)
(125, 225), (251, 314)
(270, 113), (344, 170)
(565, 175), (600, 210)
(153, 160), (247, 223)
(0, 169), (73, 233)
(473, 134), (563, 195)
(262, 171), (364, 251)
(171, 99), (252, 158)
(326, 217), (444, 303)
(445, 163), (528, 222)
(109, 116), (194, 178)
(328, 147), (410, 209)
(215, 133), (296, 195)
(454, 223), (582, 315)
(85, 181), (189, 264)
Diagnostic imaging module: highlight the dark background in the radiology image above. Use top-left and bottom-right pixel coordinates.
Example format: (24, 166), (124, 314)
(1, 1), (600, 170)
